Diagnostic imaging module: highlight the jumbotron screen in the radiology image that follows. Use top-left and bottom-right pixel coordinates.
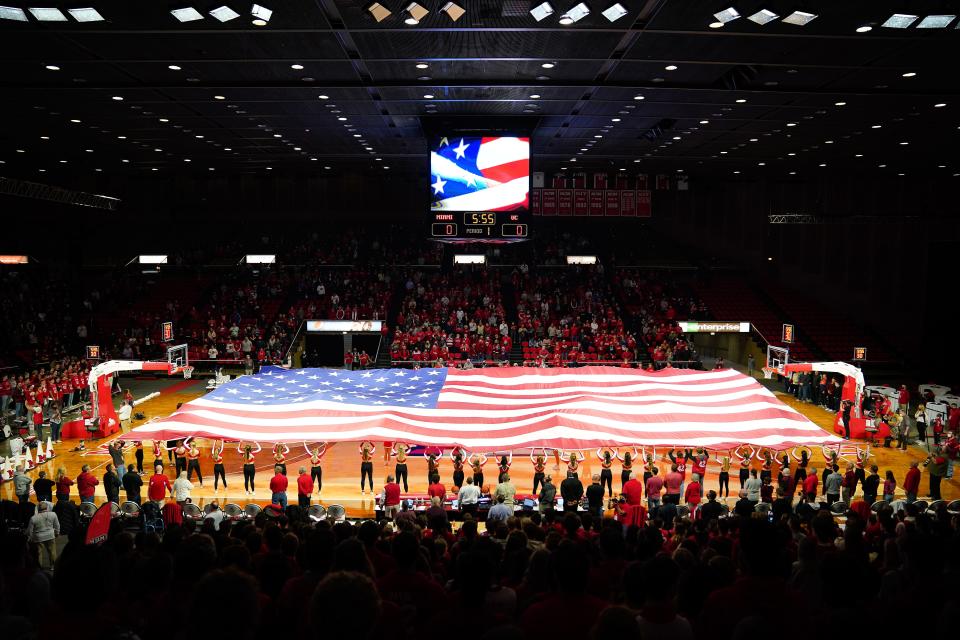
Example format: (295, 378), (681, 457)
(429, 135), (530, 241)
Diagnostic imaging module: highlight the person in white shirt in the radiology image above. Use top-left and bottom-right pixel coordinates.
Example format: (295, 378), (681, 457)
(118, 402), (133, 432)
(457, 476), (481, 516)
(173, 471), (194, 504)
(204, 500), (225, 531)
(743, 468), (763, 505)
(207, 346), (219, 359)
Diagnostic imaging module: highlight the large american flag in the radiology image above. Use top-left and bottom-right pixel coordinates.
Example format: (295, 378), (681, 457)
(130, 366), (839, 450)
(430, 136), (529, 212)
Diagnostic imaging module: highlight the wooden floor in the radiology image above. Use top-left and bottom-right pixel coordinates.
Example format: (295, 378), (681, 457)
(4, 385), (957, 516)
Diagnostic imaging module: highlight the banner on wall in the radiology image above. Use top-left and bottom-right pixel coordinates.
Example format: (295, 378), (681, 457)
(533, 189), (653, 217)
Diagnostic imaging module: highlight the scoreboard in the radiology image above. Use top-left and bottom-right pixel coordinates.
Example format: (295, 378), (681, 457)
(430, 211), (529, 240)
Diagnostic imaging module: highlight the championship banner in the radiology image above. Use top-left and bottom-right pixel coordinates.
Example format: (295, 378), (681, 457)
(85, 503), (112, 545)
(782, 324), (795, 344)
(593, 172), (608, 189)
(656, 174), (670, 190)
(636, 173), (649, 190)
(573, 172), (587, 189)
(161, 321), (174, 343)
(573, 190), (589, 216)
(557, 189), (573, 216)
(589, 190), (605, 216)
(621, 189), (637, 217)
(605, 190), (621, 216)
(637, 189), (652, 217)
(531, 188), (541, 215)
(541, 189), (557, 215)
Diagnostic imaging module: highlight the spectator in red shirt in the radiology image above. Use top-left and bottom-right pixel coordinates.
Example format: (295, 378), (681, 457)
(802, 466), (819, 501)
(903, 461), (921, 503)
(645, 467), (664, 511)
(684, 473), (702, 515)
(76, 464), (99, 504)
(427, 475), (447, 502)
(622, 472), (644, 506)
(898, 385), (911, 412)
(296, 466), (313, 509)
(148, 466), (173, 503)
(270, 465), (289, 509)
(663, 464), (683, 505)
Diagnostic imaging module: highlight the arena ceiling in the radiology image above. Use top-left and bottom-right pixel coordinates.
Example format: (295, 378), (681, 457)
(0, 0), (957, 182)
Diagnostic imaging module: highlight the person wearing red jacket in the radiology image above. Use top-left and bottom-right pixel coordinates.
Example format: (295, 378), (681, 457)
(622, 472), (644, 506)
(382, 474), (401, 520)
(148, 466), (173, 503)
(270, 466), (289, 509)
(903, 461), (921, 503)
(296, 466), (313, 509)
(803, 467), (819, 502)
(76, 465), (99, 503)
(684, 474), (702, 516)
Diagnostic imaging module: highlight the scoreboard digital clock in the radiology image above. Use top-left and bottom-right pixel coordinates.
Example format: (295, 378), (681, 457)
(431, 211), (528, 239)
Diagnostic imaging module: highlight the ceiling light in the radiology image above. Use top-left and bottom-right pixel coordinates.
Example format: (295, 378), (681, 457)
(69, 118), (80, 123)
(338, 116), (347, 121)
(441, 2), (464, 21)
(353, 134), (361, 137)
(318, 95), (329, 100)
(934, 103), (946, 108)
(416, 62), (429, 69)
(67, 7), (104, 22)
(786, 122), (797, 127)
(112, 95), (123, 101)
(902, 72), (916, 77)
(782, 11), (817, 26)
(735, 98), (746, 103)
(45, 64), (60, 71)
(611, 117), (620, 122)
(117, 135), (126, 139)
(713, 7), (740, 23)
(709, 21), (724, 28)
(273, 134), (281, 138)
(601, 3), (627, 22)
(529, 94), (541, 99)
(404, 2), (428, 24)
(633, 95), (644, 100)
(530, 2), (554, 21)
(672, 136), (681, 140)
(560, 2), (589, 24)
(871, 124), (881, 128)
(665, 64), (677, 71)
(290, 64), (304, 70)
(209, 5), (240, 21)
(899, 141), (908, 145)
(855, 154), (863, 157)
(224, 147), (231, 151)
(214, 95), (225, 100)
(159, 118), (169, 122)
(882, 13), (917, 28)
(366, 2), (391, 22)
(0, 6), (28, 20)
(170, 7), (204, 22)
(856, 25), (872, 33)
(825, 140), (833, 144)
(28, 7), (67, 21)
(747, 9), (778, 25)
(541, 62), (555, 69)
(168, 64), (182, 71)
(834, 101), (846, 106)
(251, 4), (272, 24)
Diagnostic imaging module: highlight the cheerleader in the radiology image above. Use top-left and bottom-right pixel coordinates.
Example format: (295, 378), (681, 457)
(424, 446), (443, 485)
(718, 451), (731, 498)
(690, 448), (709, 487)
(469, 452), (488, 491)
(641, 449), (654, 485)
(359, 441), (375, 494)
(779, 454), (793, 496)
(597, 447), (616, 497)
(238, 442), (261, 495)
(759, 448), (773, 485)
(620, 449), (637, 490)
(530, 449), (547, 494)
(792, 446), (811, 493)
(734, 444), (755, 489)
(152, 440), (168, 471)
(212, 440), (227, 491)
(173, 440), (189, 477)
(273, 443), (290, 476)
(564, 450), (585, 479)
(305, 442), (326, 494)
(854, 446), (869, 489)
(186, 440), (203, 486)
(134, 441), (144, 474)
(450, 446), (466, 489)
(392, 442), (410, 492)
(497, 452), (513, 483)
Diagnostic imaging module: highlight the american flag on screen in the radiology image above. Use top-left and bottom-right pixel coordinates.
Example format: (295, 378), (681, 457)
(430, 136), (530, 212)
(130, 366), (839, 450)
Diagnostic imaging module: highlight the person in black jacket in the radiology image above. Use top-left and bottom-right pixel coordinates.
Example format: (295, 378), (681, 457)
(53, 499), (79, 538)
(104, 464), (121, 504)
(122, 463), (143, 504)
(560, 473), (584, 512)
(771, 487), (793, 523)
(733, 490), (755, 519)
(33, 471), (55, 503)
(698, 490), (724, 522)
(538, 475), (557, 514)
(585, 474), (605, 516)
(862, 465), (881, 505)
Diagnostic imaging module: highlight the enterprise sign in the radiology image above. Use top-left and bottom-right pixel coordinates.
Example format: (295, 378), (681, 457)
(677, 321), (750, 333)
(306, 320), (383, 333)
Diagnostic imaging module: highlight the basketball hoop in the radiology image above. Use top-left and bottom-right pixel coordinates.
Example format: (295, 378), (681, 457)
(182, 366), (194, 379)
(761, 367), (776, 380)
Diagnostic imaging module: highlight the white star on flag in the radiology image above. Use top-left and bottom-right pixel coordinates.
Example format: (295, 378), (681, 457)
(454, 138), (469, 159)
(432, 176), (447, 194)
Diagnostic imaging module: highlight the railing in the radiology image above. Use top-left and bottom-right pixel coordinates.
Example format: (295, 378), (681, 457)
(387, 359), (510, 369)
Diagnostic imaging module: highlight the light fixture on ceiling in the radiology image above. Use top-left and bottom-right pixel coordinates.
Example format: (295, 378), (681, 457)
(67, 7), (104, 22)
(856, 24), (872, 32)
(601, 3), (627, 22)
(917, 14), (955, 28)
(782, 11), (817, 25)
(709, 21), (724, 28)
(633, 94), (644, 100)
(529, 93), (541, 99)
(530, 1), (554, 22)
(934, 102), (946, 107)
(423, 93), (434, 99)
(416, 62), (429, 69)
(881, 13), (917, 28)
(209, 5), (240, 21)
(337, 116), (347, 121)
(665, 64), (677, 71)
(699, 119), (709, 124)
(0, 6), (28, 20)
(786, 122), (797, 127)
(291, 63), (304, 70)
(366, 2), (391, 22)
(45, 64), (60, 71)
(404, 2), (428, 25)
(834, 101), (846, 106)
(735, 98), (746, 103)
(214, 95), (225, 100)
(440, 2), (464, 21)
(713, 7), (740, 23)
(541, 62), (555, 69)
(170, 7), (204, 22)
(748, 9), (778, 25)
(112, 95), (124, 101)
(902, 71), (916, 77)
(251, 3), (271, 25)
(559, 2), (589, 24)
(28, 7), (67, 20)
